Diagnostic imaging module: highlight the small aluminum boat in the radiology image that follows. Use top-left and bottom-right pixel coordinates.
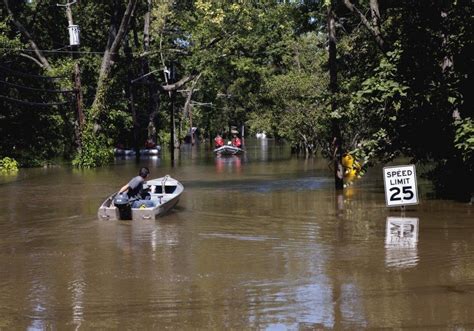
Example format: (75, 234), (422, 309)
(214, 145), (244, 156)
(98, 175), (183, 221)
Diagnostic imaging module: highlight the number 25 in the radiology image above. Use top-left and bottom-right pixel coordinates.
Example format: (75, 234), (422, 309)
(389, 186), (414, 201)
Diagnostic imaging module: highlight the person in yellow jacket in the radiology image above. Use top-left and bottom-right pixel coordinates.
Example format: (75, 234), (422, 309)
(342, 153), (363, 185)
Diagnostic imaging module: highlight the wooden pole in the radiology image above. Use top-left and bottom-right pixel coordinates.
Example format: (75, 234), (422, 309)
(61, 1), (84, 150)
(327, 0), (344, 190)
(169, 62), (175, 165)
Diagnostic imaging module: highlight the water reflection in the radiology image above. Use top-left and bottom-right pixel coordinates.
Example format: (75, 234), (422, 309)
(70, 282), (84, 329)
(215, 155), (242, 174)
(114, 155), (161, 167)
(258, 137), (268, 161)
(385, 217), (419, 269)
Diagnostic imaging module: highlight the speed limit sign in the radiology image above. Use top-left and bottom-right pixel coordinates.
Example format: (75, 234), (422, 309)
(383, 165), (419, 207)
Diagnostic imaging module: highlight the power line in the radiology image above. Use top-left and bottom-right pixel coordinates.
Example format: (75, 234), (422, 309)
(0, 65), (66, 79)
(0, 95), (70, 107)
(0, 80), (75, 94)
(0, 47), (163, 57)
(0, 47), (110, 55)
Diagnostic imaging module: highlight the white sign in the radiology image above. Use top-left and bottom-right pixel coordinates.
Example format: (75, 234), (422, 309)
(383, 164), (418, 207)
(68, 25), (80, 46)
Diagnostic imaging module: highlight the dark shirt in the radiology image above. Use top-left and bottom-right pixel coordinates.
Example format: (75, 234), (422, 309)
(127, 176), (145, 199)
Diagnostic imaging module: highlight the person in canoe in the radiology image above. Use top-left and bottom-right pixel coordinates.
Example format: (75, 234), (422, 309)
(214, 134), (224, 148)
(118, 167), (154, 208)
(231, 134), (242, 148)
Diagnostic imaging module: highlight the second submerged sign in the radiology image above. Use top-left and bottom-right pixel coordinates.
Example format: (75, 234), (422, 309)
(383, 165), (419, 207)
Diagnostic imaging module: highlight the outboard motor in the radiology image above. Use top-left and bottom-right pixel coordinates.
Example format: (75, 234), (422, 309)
(114, 193), (131, 220)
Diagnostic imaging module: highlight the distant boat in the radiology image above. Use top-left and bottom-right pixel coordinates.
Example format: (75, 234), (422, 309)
(139, 146), (161, 155)
(256, 132), (267, 139)
(114, 148), (136, 156)
(98, 175), (183, 221)
(114, 146), (161, 157)
(214, 145), (244, 156)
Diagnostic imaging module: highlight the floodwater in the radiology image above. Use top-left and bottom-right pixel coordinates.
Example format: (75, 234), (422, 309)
(0, 138), (472, 330)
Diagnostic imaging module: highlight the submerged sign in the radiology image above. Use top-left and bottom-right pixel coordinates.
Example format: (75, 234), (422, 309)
(383, 165), (418, 207)
(385, 217), (419, 248)
(385, 217), (419, 269)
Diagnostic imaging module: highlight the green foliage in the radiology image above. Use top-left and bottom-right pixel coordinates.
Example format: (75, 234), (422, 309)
(159, 131), (171, 147)
(263, 67), (328, 153)
(246, 111), (274, 137)
(0, 21), (23, 56)
(350, 129), (398, 166)
(72, 123), (113, 168)
(454, 117), (474, 165)
(0, 157), (19, 173)
(346, 48), (409, 164)
(355, 49), (408, 106)
(47, 59), (75, 89)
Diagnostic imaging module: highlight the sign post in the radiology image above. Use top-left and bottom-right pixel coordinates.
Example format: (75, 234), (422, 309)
(383, 164), (419, 207)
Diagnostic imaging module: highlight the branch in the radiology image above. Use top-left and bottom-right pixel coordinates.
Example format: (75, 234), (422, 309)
(343, 0), (385, 52)
(19, 52), (44, 67)
(56, 0), (77, 7)
(109, 0), (137, 56)
(131, 69), (161, 84)
(93, 0), (138, 111)
(98, 0), (137, 78)
(160, 74), (197, 92)
(3, 0), (51, 70)
(183, 73), (202, 116)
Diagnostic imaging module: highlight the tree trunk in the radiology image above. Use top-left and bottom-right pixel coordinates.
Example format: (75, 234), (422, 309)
(73, 62), (84, 149)
(328, 0), (344, 190)
(369, 0), (385, 51)
(142, 0), (161, 144)
(91, 0), (138, 116)
(63, 2), (84, 150)
(183, 74), (202, 145)
(124, 37), (140, 159)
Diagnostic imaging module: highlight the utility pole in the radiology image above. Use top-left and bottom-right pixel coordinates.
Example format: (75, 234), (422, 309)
(327, 0), (344, 190)
(169, 62), (176, 165)
(58, 0), (84, 150)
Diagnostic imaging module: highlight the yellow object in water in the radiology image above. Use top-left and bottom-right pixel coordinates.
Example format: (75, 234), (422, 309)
(344, 168), (357, 182)
(342, 153), (354, 169)
(344, 186), (355, 198)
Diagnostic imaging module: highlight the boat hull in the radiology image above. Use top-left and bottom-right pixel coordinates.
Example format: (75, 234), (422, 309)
(98, 175), (183, 221)
(214, 145), (244, 155)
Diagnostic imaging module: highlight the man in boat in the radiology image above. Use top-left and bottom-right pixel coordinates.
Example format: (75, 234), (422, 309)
(214, 134), (224, 148)
(231, 134), (242, 148)
(145, 138), (156, 149)
(118, 167), (153, 208)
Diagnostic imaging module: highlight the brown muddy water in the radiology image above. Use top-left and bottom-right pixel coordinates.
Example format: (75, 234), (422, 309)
(0, 139), (472, 330)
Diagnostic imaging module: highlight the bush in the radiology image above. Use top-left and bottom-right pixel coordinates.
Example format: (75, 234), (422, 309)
(72, 126), (113, 168)
(0, 157), (19, 173)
